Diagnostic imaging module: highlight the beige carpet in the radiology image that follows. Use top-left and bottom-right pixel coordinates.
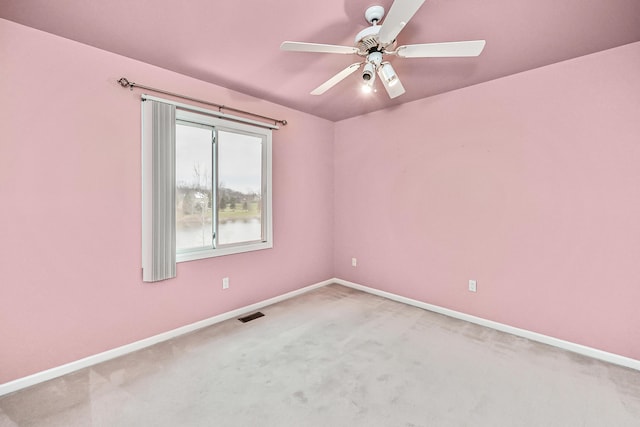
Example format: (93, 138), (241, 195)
(2, 284), (640, 426)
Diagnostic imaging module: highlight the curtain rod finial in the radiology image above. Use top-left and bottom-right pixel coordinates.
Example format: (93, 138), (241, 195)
(117, 77), (134, 90)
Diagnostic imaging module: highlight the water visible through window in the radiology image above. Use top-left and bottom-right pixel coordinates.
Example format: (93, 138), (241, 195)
(175, 123), (213, 252)
(217, 130), (263, 245)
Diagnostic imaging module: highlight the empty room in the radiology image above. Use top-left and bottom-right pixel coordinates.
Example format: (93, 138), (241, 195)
(1, 0), (640, 425)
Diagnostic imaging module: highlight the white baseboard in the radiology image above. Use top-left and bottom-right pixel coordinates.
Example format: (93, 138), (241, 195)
(333, 278), (640, 372)
(4, 277), (638, 397)
(0, 279), (334, 397)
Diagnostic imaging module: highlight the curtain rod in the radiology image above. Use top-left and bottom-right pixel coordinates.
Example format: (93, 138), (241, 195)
(141, 94), (280, 130)
(117, 77), (287, 127)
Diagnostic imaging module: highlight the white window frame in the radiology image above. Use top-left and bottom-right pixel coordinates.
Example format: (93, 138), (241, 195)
(175, 109), (273, 262)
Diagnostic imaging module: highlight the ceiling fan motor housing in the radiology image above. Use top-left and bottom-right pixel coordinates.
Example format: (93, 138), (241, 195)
(356, 6), (397, 54)
(355, 25), (382, 52)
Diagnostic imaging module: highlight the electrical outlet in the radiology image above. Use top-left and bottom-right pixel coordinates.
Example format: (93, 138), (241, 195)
(352, 258), (357, 267)
(468, 279), (477, 292)
(222, 277), (229, 290)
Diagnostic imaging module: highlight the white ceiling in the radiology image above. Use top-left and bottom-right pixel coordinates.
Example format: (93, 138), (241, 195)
(2, 0), (640, 121)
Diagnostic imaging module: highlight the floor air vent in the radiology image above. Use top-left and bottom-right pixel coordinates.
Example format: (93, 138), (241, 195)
(238, 312), (265, 323)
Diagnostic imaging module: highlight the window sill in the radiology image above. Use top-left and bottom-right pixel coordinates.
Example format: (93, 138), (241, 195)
(176, 241), (273, 263)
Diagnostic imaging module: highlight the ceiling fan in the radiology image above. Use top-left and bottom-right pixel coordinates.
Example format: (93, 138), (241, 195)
(280, 0), (485, 99)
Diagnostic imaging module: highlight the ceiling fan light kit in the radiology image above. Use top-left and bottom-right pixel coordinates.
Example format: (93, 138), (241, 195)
(280, 0), (486, 99)
(380, 62), (399, 87)
(362, 62), (376, 82)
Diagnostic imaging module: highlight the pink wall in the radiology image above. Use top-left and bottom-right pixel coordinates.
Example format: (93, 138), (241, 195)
(334, 42), (640, 360)
(0, 19), (334, 383)
(2, 17), (639, 385)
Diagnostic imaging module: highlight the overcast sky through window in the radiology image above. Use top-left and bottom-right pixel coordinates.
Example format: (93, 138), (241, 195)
(176, 125), (262, 194)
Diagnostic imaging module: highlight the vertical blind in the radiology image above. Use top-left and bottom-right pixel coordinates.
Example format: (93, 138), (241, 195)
(142, 99), (176, 282)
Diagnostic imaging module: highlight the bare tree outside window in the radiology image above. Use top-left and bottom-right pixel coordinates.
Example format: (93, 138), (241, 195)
(175, 123), (213, 252)
(172, 108), (272, 261)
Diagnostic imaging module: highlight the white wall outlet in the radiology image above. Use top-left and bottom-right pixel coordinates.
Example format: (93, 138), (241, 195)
(469, 279), (477, 292)
(352, 258), (357, 267)
(222, 277), (229, 290)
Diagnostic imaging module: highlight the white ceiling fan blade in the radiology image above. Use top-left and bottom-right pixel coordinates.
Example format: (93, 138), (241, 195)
(311, 63), (362, 95)
(377, 0), (427, 46)
(280, 41), (359, 55)
(396, 40), (486, 58)
(377, 63), (406, 99)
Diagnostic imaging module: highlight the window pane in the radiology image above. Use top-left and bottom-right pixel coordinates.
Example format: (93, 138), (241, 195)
(217, 130), (263, 245)
(175, 123), (213, 252)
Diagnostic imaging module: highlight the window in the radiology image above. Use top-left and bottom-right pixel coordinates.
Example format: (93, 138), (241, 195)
(175, 109), (272, 262)
(142, 98), (273, 281)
